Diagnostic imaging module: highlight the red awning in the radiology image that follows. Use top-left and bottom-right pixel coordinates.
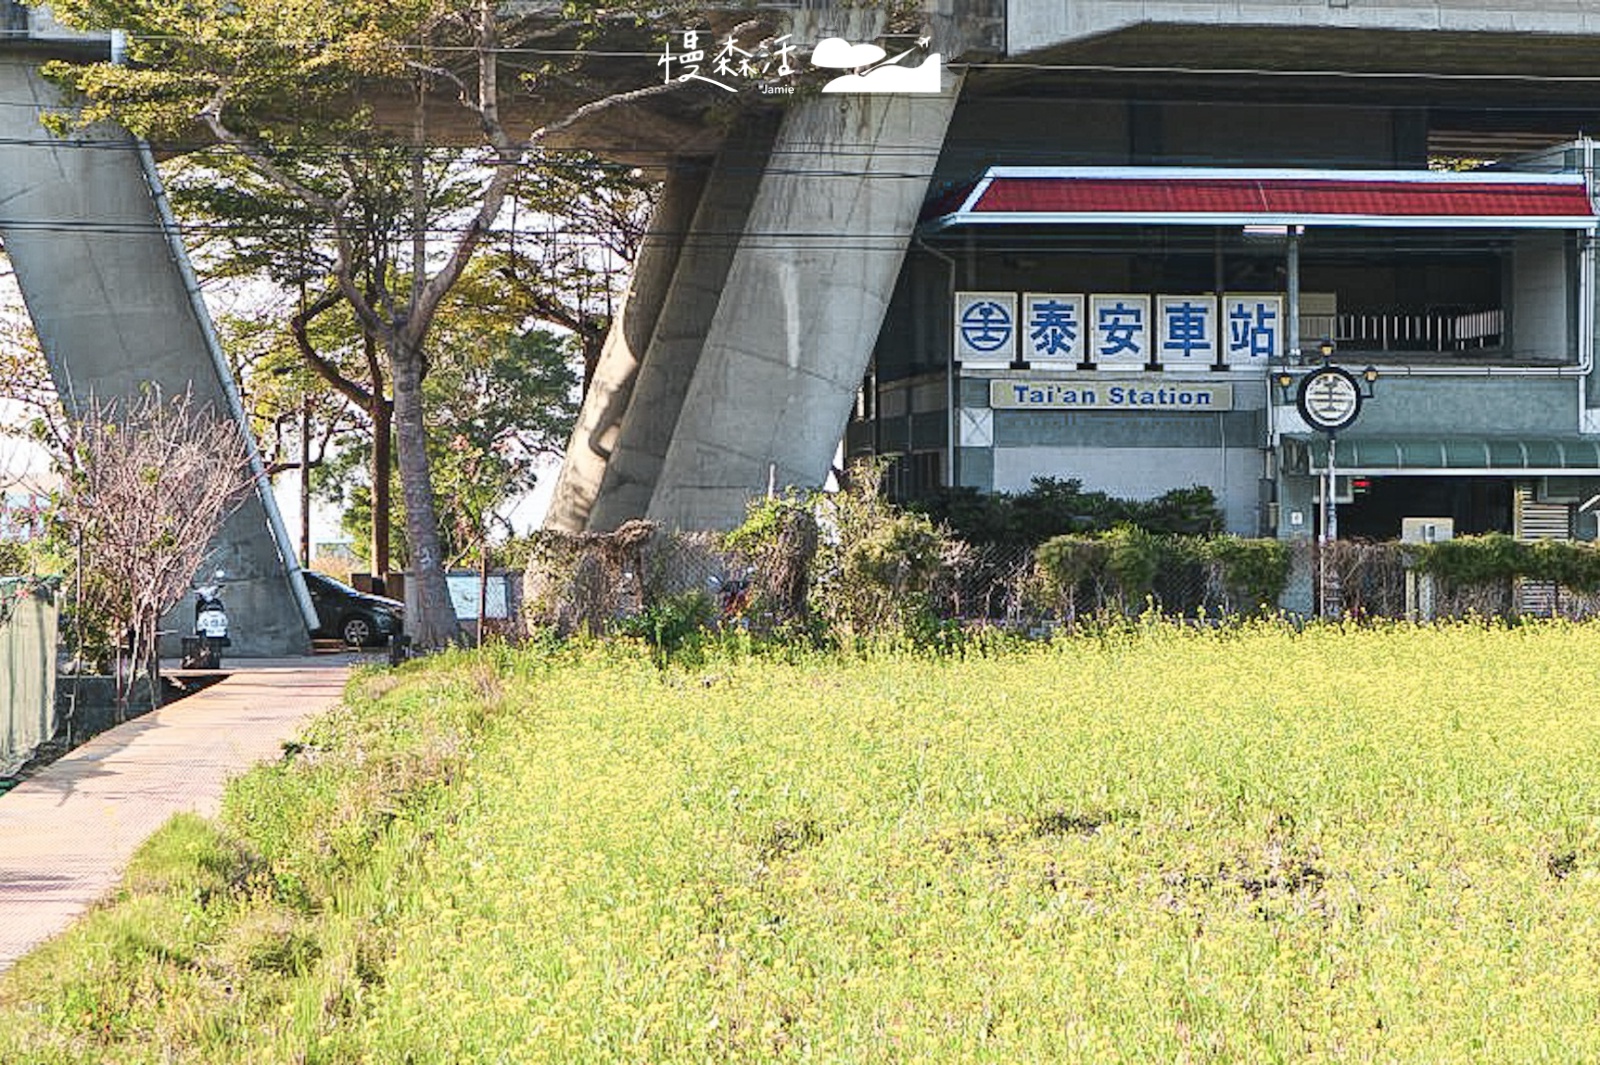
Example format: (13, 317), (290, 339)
(926, 167), (1598, 230)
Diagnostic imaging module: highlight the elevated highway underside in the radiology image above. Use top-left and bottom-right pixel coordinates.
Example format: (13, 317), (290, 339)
(11, 2), (1600, 542)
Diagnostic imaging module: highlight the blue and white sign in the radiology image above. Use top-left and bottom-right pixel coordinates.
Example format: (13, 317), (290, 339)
(955, 291), (1016, 366)
(1089, 294), (1150, 367)
(990, 376), (1234, 412)
(1023, 293), (1084, 364)
(1222, 294), (1283, 365)
(1157, 295), (1217, 365)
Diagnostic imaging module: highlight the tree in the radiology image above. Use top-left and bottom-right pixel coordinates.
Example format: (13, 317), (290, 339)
(325, 326), (578, 568)
(491, 158), (656, 390)
(180, 149), (644, 579)
(53, 389), (255, 710)
(38, 0), (751, 645)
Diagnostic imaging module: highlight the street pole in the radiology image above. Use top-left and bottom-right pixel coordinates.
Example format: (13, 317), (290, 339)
(299, 397), (311, 569)
(1322, 432), (1338, 618)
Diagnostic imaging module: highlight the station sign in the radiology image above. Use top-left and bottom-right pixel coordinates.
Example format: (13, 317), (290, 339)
(990, 376), (1235, 412)
(957, 290), (1282, 370)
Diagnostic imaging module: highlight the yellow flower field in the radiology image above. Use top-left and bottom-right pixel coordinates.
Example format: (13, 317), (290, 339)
(6, 621), (1600, 1062)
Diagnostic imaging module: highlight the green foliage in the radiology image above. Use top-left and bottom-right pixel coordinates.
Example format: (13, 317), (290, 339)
(722, 492), (819, 629)
(912, 477), (1223, 546)
(1523, 538), (1600, 591)
(1415, 532), (1523, 585)
(1034, 525), (1163, 610)
(842, 509), (947, 591)
(1406, 533), (1600, 594)
(328, 328), (578, 567)
(1201, 535), (1292, 612)
(16, 628), (1600, 1059)
(718, 466), (960, 646)
(1033, 533), (1108, 610)
(0, 655), (506, 1060)
(1037, 529), (1289, 616)
(812, 462), (958, 645)
(0, 539), (41, 577)
(721, 492), (807, 557)
(1101, 524), (1161, 605)
(615, 590), (715, 660)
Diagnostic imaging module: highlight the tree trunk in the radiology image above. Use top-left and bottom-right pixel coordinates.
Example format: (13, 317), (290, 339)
(390, 338), (459, 646)
(581, 327), (604, 398)
(371, 392), (392, 582)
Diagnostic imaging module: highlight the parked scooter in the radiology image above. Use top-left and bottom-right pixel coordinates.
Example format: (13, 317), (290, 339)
(183, 569), (231, 669)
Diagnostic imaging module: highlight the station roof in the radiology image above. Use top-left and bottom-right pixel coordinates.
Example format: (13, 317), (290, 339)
(1288, 436), (1600, 475)
(925, 167), (1598, 230)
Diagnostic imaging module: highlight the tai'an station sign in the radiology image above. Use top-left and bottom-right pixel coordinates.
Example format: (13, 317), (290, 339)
(990, 376), (1235, 412)
(956, 291), (1284, 369)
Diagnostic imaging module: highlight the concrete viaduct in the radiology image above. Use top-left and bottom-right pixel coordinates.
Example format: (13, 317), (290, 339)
(1, 2), (315, 654)
(6, 1), (1600, 648)
(548, 0), (1600, 532)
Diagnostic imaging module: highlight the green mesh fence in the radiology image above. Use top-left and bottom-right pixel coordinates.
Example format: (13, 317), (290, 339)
(0, 578), (60, 778)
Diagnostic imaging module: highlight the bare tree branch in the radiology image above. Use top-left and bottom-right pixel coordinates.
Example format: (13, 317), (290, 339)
(56, 389), (256, 708)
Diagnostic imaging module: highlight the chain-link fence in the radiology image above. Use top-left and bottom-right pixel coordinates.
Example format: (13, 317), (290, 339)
(520, 527), (1600, 638)
(1311, 539), (1600, 621)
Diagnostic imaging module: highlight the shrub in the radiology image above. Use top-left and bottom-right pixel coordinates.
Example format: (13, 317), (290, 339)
(723, 492), (819, 627)
(912, 478), (1224, 546)
(1202, 536), (1291, 614)
(1102, 524), (1161, 607)
(1523, 539), (1600, 593)
(1034, 534), (1108, 616)
(1415, 532), (1523, 587)
(814, 460), (960, 644)
(615, 589), (715, 660)
(1037, 530), (1289, 619)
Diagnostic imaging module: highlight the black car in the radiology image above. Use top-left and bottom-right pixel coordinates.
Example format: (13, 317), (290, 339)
(302, 571), (405, 647)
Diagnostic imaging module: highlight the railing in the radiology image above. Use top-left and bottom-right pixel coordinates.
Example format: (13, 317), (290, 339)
(1301, 308), (1504, 354)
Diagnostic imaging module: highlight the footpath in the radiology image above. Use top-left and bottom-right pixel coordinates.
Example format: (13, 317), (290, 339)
(0, 659), (351, 972)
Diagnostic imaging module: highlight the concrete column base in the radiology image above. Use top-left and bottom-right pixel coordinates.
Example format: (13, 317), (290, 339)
(647, 80), (963, 530)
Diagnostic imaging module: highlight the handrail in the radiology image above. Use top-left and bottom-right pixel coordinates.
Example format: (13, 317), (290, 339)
(1302, 308), (1505, 353)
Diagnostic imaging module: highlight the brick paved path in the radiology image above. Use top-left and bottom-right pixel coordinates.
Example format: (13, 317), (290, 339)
(0, 661), (350, 971)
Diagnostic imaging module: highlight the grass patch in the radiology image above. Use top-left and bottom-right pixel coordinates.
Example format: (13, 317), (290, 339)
(7, 623), (1600, 1061)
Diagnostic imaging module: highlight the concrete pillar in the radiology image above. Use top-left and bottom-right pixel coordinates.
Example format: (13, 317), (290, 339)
(646, 79), (963, 530)
(542, 163), (706, 533)
(585, 112), (780, 531)
(0, 56), (311, 655)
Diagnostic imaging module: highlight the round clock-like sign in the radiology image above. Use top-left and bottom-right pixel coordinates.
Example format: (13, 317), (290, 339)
(1297, 366), (1363, 432)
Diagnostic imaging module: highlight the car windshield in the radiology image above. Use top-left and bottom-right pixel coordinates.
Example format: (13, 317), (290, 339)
(310, 572), (361, 596)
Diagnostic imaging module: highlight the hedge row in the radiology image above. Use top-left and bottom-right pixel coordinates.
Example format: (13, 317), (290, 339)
(1035, 528), (1290, 616)
(1415, 533), (1600, 592)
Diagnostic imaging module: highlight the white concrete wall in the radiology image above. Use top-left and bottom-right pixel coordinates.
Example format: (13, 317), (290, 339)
(1511, 231), (1570, 362)
(1008, 1), (1600, 55)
